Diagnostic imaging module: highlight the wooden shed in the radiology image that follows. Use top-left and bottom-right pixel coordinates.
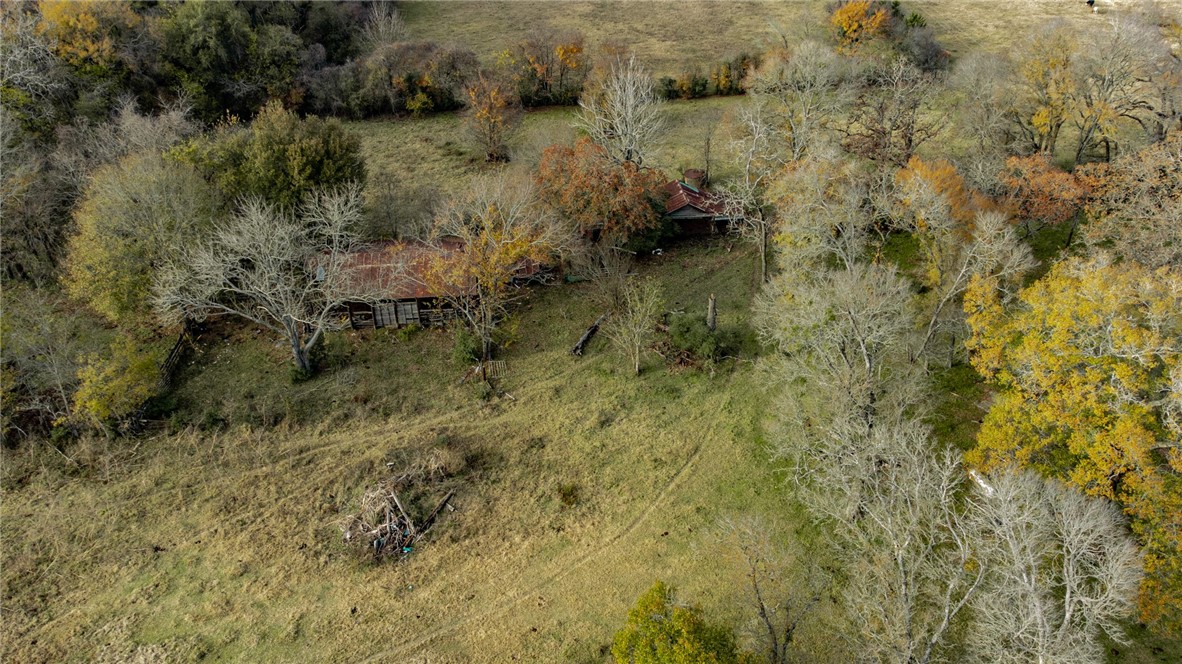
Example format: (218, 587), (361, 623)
(338, 241), (552, 330)
(338, 241), (465, 330)
(662, 170), (729, 236)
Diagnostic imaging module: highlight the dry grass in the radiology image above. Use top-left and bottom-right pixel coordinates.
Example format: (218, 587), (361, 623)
(400, 0), (1164, 74)
(3, 244), (818, 663)
(350, 95), (747, 203)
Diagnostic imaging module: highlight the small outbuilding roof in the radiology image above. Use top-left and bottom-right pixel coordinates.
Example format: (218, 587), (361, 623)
(337, 239), (543, 301)
(338, 241), (469, 301)
(662, 180), (726, 216)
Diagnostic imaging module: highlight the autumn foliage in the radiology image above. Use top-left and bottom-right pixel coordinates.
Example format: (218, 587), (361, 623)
(998, 154), (1089, 228)
(464, 74), (522, 162)
(965, 258), (1182, 633)
(896, 156), (993, 229)
(536, 138), (668, 245)
(38, 0), (140, 75)
(830, 1), (889, 52)
(500, 29), (587, 106)
(1079, 135), (1182, 269)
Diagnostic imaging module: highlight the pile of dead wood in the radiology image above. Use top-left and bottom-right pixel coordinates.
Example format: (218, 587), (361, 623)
(341, 481), (455, 560)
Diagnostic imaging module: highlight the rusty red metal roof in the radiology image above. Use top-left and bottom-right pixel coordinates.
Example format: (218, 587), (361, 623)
(663, 180), (726, 216)
(338, 240), (544, 301)
(339, 241), (468, 300)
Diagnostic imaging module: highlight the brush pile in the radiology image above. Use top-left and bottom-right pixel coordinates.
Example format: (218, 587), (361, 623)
(340, 450), (460, 560)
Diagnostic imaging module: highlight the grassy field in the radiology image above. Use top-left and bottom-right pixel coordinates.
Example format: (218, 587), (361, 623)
(4, 243), (831, 663)
(350, 94), (745, 206)
(400, 0), (1121, 74)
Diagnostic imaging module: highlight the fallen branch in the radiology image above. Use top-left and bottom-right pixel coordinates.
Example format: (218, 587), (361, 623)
(572, 313), (609, 356)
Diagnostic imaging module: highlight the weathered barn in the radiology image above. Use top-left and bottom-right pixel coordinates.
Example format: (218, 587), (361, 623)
(339, 241), (550, 330)
(662, 169), (728, 236)
(339, 241), (465, 330)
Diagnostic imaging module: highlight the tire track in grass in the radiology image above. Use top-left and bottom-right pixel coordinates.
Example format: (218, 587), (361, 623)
(362, 422), (711, 661)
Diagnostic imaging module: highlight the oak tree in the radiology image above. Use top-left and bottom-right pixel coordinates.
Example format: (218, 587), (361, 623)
(63, 153), (221, 325)
(536, 137), (667, 245)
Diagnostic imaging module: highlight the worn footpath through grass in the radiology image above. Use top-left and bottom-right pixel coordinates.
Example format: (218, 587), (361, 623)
(3, 244), (820, 663)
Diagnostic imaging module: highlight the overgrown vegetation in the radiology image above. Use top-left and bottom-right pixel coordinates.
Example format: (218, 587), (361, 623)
(3, 1), (1182, 662)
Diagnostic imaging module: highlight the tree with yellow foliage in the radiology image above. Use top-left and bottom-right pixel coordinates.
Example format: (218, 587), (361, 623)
(964, 257), (1182, 634)
(463, 73), (521, 162)
(72, 332), (160, 430)
(37, 0), (140, 79)
(425, 174), (574, 360)
(830, 0), (889, 52)
(1010, 25), (1077, 156)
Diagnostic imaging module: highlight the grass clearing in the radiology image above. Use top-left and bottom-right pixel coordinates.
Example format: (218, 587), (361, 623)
(350, 95), (747, 203)
(400, 1), (1119, 75)
(3, 242), (815, 663)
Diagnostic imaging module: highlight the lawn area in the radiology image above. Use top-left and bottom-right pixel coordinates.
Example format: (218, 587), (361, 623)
(3, 242), (824, 663)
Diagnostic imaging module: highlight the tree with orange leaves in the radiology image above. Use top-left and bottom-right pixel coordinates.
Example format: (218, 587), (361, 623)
(830, 0), (889, 52)
(998, 154), (1089, 238)
(536, 138), (668, 246)
(894, 157), (1033, 363)
(1080, 134), (1182, 270)
(500, 29), (587, 106)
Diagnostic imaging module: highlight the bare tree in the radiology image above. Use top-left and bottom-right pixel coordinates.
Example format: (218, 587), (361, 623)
(0, 3), (66, 109)
(569, 241), (634, 312)
(759, 264), (925, 488)
(361, 1), (407, 49)
(950, 52), (1013, 194)
(1071, 17), (1161, 162)
(154, 185), (384, 374)
(604, 276), (663, 375)
(1081, 135), (1182, 270)
(0, 288), (88, 432)
(575, 55), (664, 167)
(839, 425), (986, 664)
(892, 168), (1035, 363)
(51, 98), (197, 196)
(967, 471), (1143, 664)
(427, 173), (573, 360)
(715, 516), (822, 664)
(842, 58), (943, 167)
(748, 40), (847, 161)
(720, 101), (781, 283)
